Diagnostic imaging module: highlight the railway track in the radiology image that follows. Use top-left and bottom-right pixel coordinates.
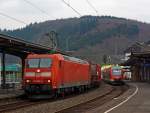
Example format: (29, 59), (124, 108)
(0, 84), (128, 113)
(55, 85), (128, 113)
(0, 100), (35, 113)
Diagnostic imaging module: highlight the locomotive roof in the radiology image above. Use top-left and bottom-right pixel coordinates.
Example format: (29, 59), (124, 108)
(26, 53), (89, 64)
(26, 53), (62, 58)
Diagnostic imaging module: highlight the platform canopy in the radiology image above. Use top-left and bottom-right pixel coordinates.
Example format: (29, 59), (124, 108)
(0, 34), (64, 58)
(122, 51), (150, 66)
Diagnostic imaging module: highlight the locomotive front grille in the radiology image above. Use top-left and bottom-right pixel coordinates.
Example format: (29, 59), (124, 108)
(25, 84), (52, 94)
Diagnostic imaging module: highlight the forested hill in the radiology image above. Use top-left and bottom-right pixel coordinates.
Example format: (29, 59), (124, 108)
(1, 16), (150, 63)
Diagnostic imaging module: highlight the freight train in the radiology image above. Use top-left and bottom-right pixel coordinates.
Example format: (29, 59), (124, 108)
(23, 53), (101, 98)
(102, 65), (124, 85)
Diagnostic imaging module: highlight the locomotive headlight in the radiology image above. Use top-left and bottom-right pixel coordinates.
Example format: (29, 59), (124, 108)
(41, 72), (51, 77)
(47, 80), (51, 83)
(26, 79), (31, 83)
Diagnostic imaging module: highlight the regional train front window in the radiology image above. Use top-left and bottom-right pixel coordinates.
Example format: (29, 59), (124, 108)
(26, 58), (52, 68)
(112, 69), (121, 75)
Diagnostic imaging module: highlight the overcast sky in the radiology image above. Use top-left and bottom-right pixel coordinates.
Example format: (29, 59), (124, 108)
(0, 0), (150, 30)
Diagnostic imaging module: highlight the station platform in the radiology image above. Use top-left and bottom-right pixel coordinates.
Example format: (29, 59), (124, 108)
(0, 88), (24, 100)
(86, 82), (150, 113)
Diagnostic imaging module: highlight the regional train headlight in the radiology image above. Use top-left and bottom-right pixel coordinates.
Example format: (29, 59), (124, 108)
(97, 71), (99, 75)
(41, 72), (51, 77)
(110, 79), (114, 81)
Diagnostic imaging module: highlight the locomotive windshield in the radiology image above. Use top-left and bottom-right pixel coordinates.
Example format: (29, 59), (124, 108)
(26, 58), (52, 68)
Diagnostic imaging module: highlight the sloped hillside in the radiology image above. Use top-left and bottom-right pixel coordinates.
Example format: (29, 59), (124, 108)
(1, 16), (150, 63)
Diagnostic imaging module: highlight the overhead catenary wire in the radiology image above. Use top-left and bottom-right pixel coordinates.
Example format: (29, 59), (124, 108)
(23, 0), (55, 19)
(0, 12), (27, 25)
(61, 0), (82, 17)
(86, 0), (99, 16)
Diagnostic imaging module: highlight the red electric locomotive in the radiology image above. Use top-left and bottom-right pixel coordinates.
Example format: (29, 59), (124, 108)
(102, 65), (124, 85)
(23, 53), (101, 98)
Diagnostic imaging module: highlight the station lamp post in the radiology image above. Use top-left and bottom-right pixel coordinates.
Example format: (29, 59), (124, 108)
(0, 50), (6, 89)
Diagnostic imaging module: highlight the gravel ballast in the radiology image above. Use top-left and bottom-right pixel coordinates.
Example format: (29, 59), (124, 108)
(7, 83), (113, 113)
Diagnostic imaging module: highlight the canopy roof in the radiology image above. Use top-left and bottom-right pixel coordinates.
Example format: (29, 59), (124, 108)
(122, 51), (150, 66)
(0, 34), (65, 58)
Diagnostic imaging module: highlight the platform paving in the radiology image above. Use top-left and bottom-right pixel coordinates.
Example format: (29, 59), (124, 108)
(109, 82), (150, 113)
(86, 82), (150, 113)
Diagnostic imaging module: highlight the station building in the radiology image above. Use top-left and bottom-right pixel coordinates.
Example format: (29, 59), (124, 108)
(124, 52), (150, 81)
(123, 41), (150, 81)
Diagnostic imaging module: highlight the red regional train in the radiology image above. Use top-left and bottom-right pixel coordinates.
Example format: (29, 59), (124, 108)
(23, 54), (101, 98)
(102, 65), (124, 85)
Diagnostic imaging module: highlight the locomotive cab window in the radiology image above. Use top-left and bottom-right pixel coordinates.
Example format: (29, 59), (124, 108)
(26, 58), (52, 68)
(27, 59), (39, 68)
(40, 58), (52, 68)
